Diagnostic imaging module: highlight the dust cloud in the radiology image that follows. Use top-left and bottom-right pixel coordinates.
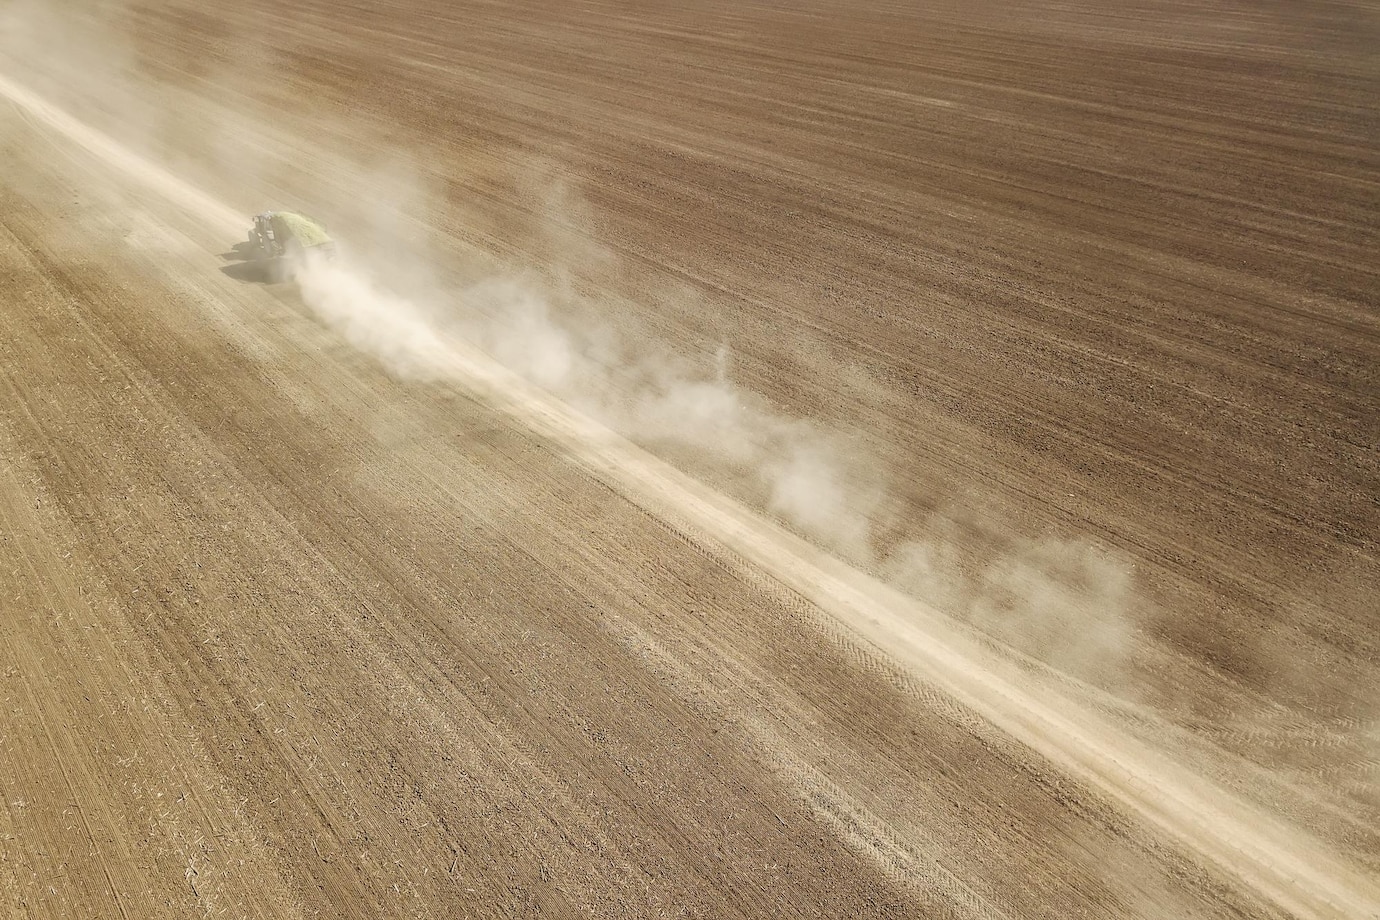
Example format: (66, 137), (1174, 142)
(294, 254), (452, 382)
(292, 233), (1134, 686)
(296, 248), (888, 557)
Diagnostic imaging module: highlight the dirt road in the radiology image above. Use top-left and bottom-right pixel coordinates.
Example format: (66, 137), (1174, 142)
(1, 1), (1376, 918)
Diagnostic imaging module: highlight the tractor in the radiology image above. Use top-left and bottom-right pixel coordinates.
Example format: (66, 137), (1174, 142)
(249, 210), (337, 268)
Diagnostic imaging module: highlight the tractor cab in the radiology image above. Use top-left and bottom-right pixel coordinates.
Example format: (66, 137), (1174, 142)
(251, 211), (281, 258)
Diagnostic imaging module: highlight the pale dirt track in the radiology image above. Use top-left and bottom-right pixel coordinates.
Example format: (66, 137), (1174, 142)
(1, 1), (1378, 918)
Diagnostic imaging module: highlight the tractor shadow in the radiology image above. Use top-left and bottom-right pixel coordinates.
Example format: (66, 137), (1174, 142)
(219, 240), (283, 284)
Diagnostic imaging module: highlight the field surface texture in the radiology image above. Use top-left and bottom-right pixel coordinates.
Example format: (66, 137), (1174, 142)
(0, 1), (1377, 918)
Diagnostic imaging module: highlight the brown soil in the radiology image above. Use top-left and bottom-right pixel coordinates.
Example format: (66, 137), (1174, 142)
(1, 1), (1376, 917)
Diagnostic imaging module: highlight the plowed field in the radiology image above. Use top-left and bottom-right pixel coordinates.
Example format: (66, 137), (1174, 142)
(1, 1), (1376, 918)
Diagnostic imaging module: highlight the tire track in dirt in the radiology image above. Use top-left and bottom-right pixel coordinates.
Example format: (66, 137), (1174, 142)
(2, 70), (1375, 920)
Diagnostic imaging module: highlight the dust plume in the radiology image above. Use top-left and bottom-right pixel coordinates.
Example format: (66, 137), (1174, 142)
(294, 253), (451, 382)
(295, 249), (890, 562)
(292, 226), (1133, 689)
